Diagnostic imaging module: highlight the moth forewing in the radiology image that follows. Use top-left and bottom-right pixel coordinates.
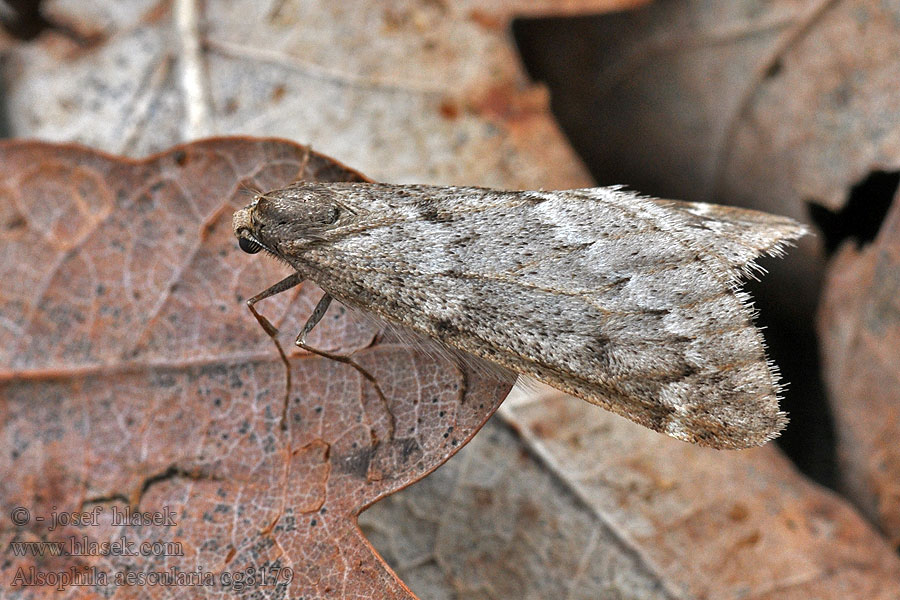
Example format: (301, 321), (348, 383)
(234, 182), (807, 450)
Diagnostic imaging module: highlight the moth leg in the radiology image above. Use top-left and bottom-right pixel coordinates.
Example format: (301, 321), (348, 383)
(246, 272), (304, 431)
(295, 295), (396, 442)
(296, 293), (333, 345)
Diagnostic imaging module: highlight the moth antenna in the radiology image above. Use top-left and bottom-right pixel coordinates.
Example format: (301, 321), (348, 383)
(238, 180), (263, 197)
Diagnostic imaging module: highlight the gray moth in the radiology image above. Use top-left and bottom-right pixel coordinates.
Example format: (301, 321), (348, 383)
(232, 181), (807, 450)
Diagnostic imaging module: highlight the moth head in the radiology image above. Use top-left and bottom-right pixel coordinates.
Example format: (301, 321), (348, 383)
(232, 197), (267, 255)
(233, 184), (349, 258)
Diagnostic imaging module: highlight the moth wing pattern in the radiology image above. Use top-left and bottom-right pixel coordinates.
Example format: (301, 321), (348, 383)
(261, 183), (807, 449)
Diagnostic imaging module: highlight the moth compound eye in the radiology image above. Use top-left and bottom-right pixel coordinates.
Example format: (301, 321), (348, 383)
(239, 236), (263, 254)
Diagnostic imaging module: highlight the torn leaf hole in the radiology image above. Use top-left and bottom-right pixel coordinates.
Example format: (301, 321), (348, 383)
(807, 170), (899, 253)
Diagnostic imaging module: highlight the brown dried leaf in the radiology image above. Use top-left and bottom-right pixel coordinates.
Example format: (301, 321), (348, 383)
(0, 138), (511, 598)
(363, 387), (900, 599)
(501, 389), (900, 599)
(363, 418), (675, 599)
(9, 2), (898, 598)
(818, 192), (900, 549)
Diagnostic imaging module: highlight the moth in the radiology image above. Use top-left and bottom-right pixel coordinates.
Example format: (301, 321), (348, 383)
(233, 182), (807, 449)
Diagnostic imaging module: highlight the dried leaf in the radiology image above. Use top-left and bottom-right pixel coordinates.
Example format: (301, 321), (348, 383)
(503, 389), (900, 599)
(7, 2), (898, 598)
(362, 388), (900, 599)
(0, 138), (511, 598)
(0, 0), (630, 189)
(818, 193), (900, 549)
(363, 419), (674, 600)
